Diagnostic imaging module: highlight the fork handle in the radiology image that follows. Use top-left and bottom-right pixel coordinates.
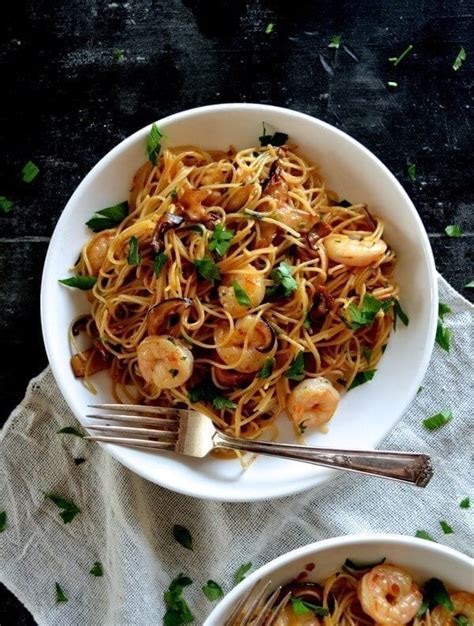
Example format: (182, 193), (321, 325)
(213, 434), (433, 487)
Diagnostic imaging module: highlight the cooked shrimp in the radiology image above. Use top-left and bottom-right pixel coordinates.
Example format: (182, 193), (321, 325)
(287, 377), (339, 429)
(358, 563), (423, 625)
(86, 231), (114, 275)
(273, 605), (320, 626)
(430, 591), (474, 626)
(137, 335), (193, 389)
(225, 184), (252, 212)
(324, 233), (387, 267)
(272, 204), (314, 232)
(218, 265), (266, 318)
(214, 314), (275, 373)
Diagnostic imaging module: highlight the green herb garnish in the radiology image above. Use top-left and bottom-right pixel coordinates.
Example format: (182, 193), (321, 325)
(147, 122), (165, 165)
(285, 352), (305, 381)
(465, 280), (474, 289)
(0, 196), (14, 213)
(58, 275), (97, 290)
(436, 320), (451, 352)
(454, 616), (469, 626)
(86, 201), (128, 232)
(460, 497), (470, 508)
(415, 530), (436, 542)
(194, 256), (221, 282)
(173, 524), (193, 550)
(387, 81), (398, 88)
(265, 23), (274, 34)
(439, 520), (454, 534)
(21, 160), (39, 183)
(232, 281), (251, 307)
(445, 224), (463, 237)
(303, 315), (312, 331)
(202, 580), (224, 602)
(348, 369), (376, 390)
(344, 557), (385, 571)
(389, 44), (413, 66)
(407, 163), (416, 182)
(328, 35), (341, 49)
(258, 123), (288, 147)
(188, 382), (235, 410)
(257, 357), (274, 379)
(438, 302), (452, 319)
(90, 561), (103, 576)
(269, 261), (297, 298)
(153, 252), (169, 277)
(114, 49), (124, 61)
(423, 410), (453, 431)
(164, 574), (194, 625)
(209, 223), (234, 257)
(346, 295), (389, 330)
(44, 493), (81, 524)
(363, 347), (372, 363)
(0, 511), (6, 533)
(57, 426), (84, 438)
(234, 562), (252, 585)
(127, 236), (140, 265)
(213, 396), (237, 410)
(453, 47), (466, 71)
(291, 598), (329, 616)
(419, 578), (453, 614)
(55, 582), (68, 603)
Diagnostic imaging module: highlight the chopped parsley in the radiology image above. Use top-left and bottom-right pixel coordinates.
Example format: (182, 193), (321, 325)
(173, 524), (193, 550)
(445, 224), (463, 237)
(454, 617), (469, 626)
(265, 22), (274, 34)
(348, 369), (376, 390)
(438, 302), (452, 319)
(344, 557), (385, 571)
(418, 578), (453, 616)
(0, 511), (6, 533)
(258, 123), (288, 147)
(298, 420), (308, 434)
(460, 497), (470, 509)
(389, 43), (413, 66)
(213, 396), (237, 410)
(209, 223), (234, 256)
(465, 280), (474, 288)
(153, 252), (169, 277)
(57, 426), (84, 438)
(114, 49), (124, 61)
(439, 520), (454, 534)
(74, 458), (86, 465)
(194, 256), (220, 282)
(55, 582), (68, 603)
(387, 81), (398, 88)
(303, 315), (312, 331)
(363, 347), (372, 363)
(21, 160), (39, 183)
(415, 530), (436, 542)
(202, 580), (224, 602)
(285, 352), (305, 381)
(86, 201), (128, 232)
(127, 236), (140, 265)
(44, 493), (81, 524)
(346, 295), (391, 330)
(391, 299), (409, 328)
(0, 196), (14, 213)
(291, 598), (329, 617)
(164, 574), (194, 625)
(423, 410), (453, 431)
(436, 320), (451, 352)
(58, 275), (96, 290)
(407, 163), (416, 182)
(268, 261), (298, 298)
(453, 47), (466, 71)
(257, 357), (274, 379)
(90, 561), (103, 576)
(232, 281), (251, 307)
(188, 382), (235, 410)
(147, 123), (165, 165)
(234, 562), (252, 585)
(328, 35), (341, 49)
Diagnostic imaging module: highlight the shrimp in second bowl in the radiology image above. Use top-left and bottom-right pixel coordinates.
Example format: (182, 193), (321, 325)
(358, 563), (423, 626)
(137, 335), (193, 389)
(287, 377), (340, 430)
(324, 233), (387, 267)
(214, 314), (276, 373)
(218, 264), (266, 318)
(430, 591), (474, 626)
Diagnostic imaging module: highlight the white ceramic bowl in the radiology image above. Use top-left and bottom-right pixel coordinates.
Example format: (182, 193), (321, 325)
(41, 104), (437, 501)
(204, 533), (474, 624)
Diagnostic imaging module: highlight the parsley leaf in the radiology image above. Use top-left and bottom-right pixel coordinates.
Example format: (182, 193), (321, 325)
(328, 35), (341, 49)
(202, 580), (224, 601)
(55, 582), (68, 603)
(423, 410), (453, 431)
(232, 281), (251, 307)
(387, 81), (398, 88)
(0, 196), (14, 213)
(453, 46), (466, 71)
(389, 44), (413, 66)
(90, 561), (103, 576)
(58, 275), (96, 290)
(346, 295), (387, 330)
(344, 557), (385, 571)
(445, 224), (463, 237)
(188, 382), (236, 410)
(348, 369), (376, 390)
(173, 524), (193, 550)
(164, 574), (194, 626)
(415, 530), (436, 542)
(234, 562), (252, 585)
(258, 123), (288, 147)
(44, 493), (81, 524)
(257, 357), (274, 379)
(454, 616), (469, 626)
(127, 236), (140, 265)
(209, 223), (234, 256)
(114, 49), (124, 61)
(153, 252), (169, 277)
(147, 123), (165, 165)
(269, 261), (297, 298)
(213, 396), (237, 410)
(0, 511), (6, 533)
(21, 160), (40, 183)
(265, 22), (274, 34)
(57, 426), (84, 438)
(86, 201), (128, 232)
(285, 352), (305, 381)
(439, 520), (454, 534)
(194, 256), (220, 281)
(438, 302), (452, 320)
(407, 163), (416, 182)
(465, 280), (474, 289)
(460, 497), (470, 508)
(291, 598), (329, 616)
(420, 578), (453, 613)
(435, 320), (451, 352)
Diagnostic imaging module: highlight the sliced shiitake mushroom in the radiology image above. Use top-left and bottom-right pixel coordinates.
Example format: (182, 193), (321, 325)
(147, 297), (193, 336)
(307, 222), (332, 251)
(151, 212), (184, 252)
(70, 346), (111, 378)
(213, 366), (253, 388)
(308, 286), (335, 322)
(255, 317), (276, 353)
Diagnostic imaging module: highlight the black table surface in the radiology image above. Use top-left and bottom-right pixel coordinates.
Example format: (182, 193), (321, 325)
(1, 0), (472, 622)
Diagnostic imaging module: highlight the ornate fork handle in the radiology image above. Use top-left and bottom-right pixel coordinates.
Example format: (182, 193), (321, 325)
(214, 433), (433, 487)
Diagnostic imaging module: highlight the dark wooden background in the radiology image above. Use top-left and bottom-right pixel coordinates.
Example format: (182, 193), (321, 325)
(1, 0), (472, 622)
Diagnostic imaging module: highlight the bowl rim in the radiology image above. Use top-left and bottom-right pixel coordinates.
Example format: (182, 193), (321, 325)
(40, 103), (438, 501)
(204, 532), (474, 624)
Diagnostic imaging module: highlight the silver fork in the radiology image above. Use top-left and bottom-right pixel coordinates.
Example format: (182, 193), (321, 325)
(223, 580), (291, 626)
(84, 404), (433, 486)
